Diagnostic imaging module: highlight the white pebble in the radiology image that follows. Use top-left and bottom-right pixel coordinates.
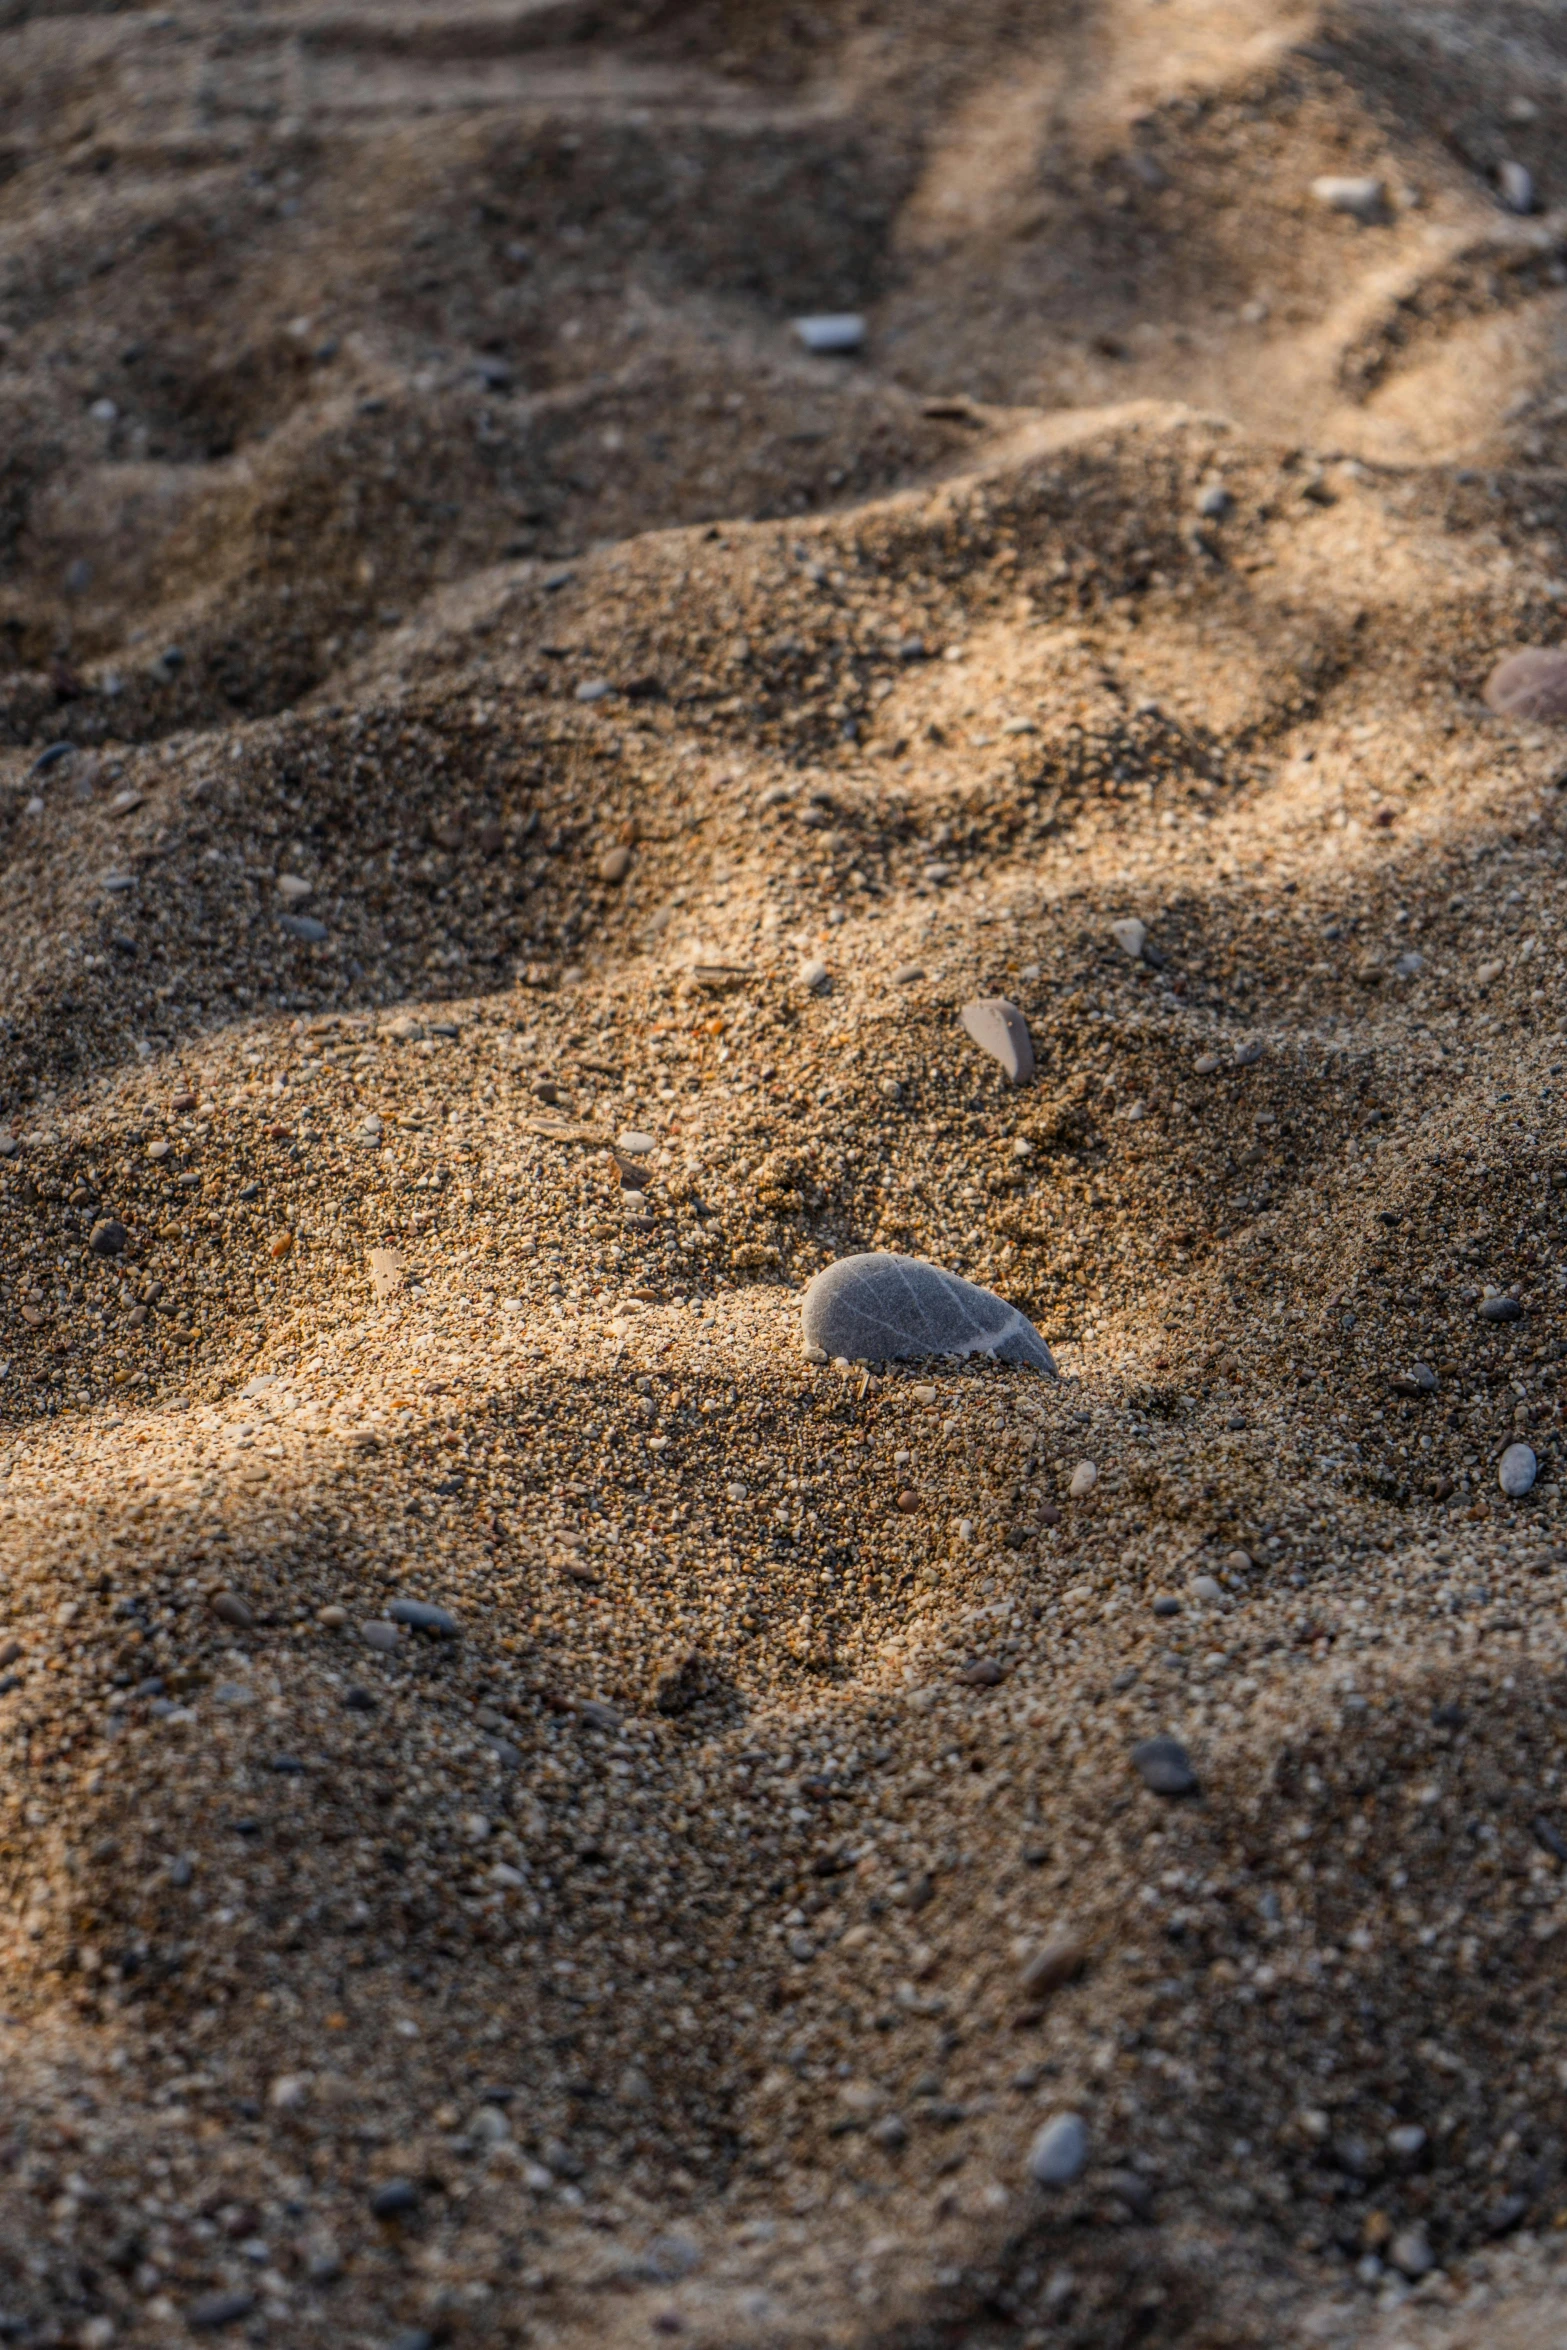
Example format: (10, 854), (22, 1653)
(793, 314), (866, 354)
(1311, 175), (1385, 222)
(1069, 1462), (1098, 1498)
(1111, 917), (1147, 960)
(799, 957), (831, 993)
(1499, 160), (1536, 214)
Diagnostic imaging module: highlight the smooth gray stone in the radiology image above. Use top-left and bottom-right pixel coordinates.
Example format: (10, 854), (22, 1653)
(1132, 1736), (1198, 1796)
(280, 914), (329, 943)
(960, 997), (1034, 1084)
(1479, 1295), (1524, 1322)
(1028, 2111), (1088, 2186)
(388, 1598), (459, 1635)
(1499, 160), (1536, 215)
(801, 1252), (1055, 1372)
(793, 313), (866, 353)
(1499, 1442), (1537, 1498)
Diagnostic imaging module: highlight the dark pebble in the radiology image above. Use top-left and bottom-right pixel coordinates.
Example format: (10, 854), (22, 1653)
(187, 2291), (256, 2331)
(1132, 1736), (1199, 1797)
(280, 914), (330, 944)
(211, 1590), (255, 1631)
(957, 1658), (1004, 1686)
(1479, 1295), (1524, 1322)
(388, 1599), (458, 1635)
(29, 741), (76, 776)
(1151, 1594), (1182, 1618)
(1487, 2192), (1530, 2237)
(1532, 1815), (1567, 1864)
(344, 1686), (377, 1711)
(369, 2178), (420, 2220)
(1105, 2169), (1155, 2220)
(88, 1217), (128, 1257)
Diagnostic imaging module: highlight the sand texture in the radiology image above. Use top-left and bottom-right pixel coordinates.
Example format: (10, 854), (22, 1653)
(4, 2), (1567, 2344)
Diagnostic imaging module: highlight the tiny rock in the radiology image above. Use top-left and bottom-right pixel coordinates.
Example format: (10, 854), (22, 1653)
(1110, 917), (1147, 960)
(1132, 1736), (1199, 1797)
(1499, 1442), (1537, 1498)
(1018, 1932), (1086, 1999)
(1311, 174), (1385, 221)
(599, 845), (633, 884)
(793, 313), (866, 354)
(1069, 1461), (1097, 1498)
(211, 1591), (255, 1632)
(1029, 2112), (1089, 2187)
(1389, 2226), (1434, 2281)
(389, 1599), (459, 1635)
(960, 998), (1034, 1085)
(1498, 159), (1536, 214)
(1484, 648), (1567, 723)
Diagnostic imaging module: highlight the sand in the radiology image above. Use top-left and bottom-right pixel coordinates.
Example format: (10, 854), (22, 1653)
(3, 3), (1567, 2344)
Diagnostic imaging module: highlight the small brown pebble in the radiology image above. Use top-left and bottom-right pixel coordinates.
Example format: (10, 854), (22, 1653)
(269, 1231), (294, 1259)
(0, 1641), (21, 1670)
(172, 1090), (198, 1113)
(957, 1658), (1004, 1686)
(895, 1488), (920, 1514)
(318, 1605), (349, 1630)
(1018, 1931), (1087, 1998)
(211, 1591), (255, 1631)
(598, 845), (633, 884)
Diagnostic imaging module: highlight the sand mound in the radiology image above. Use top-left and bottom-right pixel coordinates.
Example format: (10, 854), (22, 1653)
(3, 3), (1567, 2344)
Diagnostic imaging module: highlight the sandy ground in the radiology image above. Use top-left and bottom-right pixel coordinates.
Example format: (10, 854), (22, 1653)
(4, 3), (1567, 2346)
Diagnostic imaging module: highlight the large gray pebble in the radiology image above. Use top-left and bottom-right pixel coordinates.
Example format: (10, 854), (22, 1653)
(960, 998), (1034, 1085)
(1499, 1443), (1537, 1499)
(802, 1253), (1055, 1372)
(1029, 2112), (1088, 2186)
(1484, 648), (1567, 722)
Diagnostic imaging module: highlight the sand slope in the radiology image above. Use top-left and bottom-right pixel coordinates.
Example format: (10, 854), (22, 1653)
(3, 3), (1567, 2345)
